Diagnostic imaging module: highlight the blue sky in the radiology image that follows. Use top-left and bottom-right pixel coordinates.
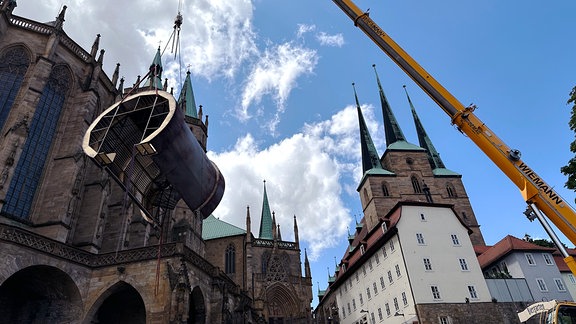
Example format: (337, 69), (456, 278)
(17, 0), (576, 307)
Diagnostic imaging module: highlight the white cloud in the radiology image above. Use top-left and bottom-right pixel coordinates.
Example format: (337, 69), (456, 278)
(240, 43), (318, 131)
(297, 24), (316, 38)
(316, 32), (345, 47)
(208, 104), (382, 260)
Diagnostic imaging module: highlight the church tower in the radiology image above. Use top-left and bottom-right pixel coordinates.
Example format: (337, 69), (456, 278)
(356, 65), (485, 245)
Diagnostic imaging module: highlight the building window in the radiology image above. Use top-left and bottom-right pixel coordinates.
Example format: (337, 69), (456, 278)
(352, 298), (356, 310)
(390, 239), (395, 252)
(359, 293), (364, 305)
(362, 265), (366, 276)
(431, 286), (441, 299)
(440, 316), (450, 324)
(347, 302), (351, 314)
(525, 253), (536, 265)
(380, 276), (386, 289)
(395, 264), (401, 277)
(3, 65), (71, 219)
(0, 46), (30, 131)
(420, 213), (426, 221)
(388, 270), (393, 284)
(462, 212), (468, 219)
(416, 233), (425, 245)
(393, 297), (399, 311)
(543, 253), (554, 265)
(373, 282), (378, 295)
(378, 308), (383, 321)
(536, 278), (548, 292)
(411, 175), (422, 193)
(375, 251), (380, 264)
(366, 287), (371, 299)
(342, 307), (346, 318)
(371, 312), (375, 324)
(382, 182), (390, 196)
(225, 244), (236, 273)
(344, 282), (348, 292)
(368, 259), (373, 271)
(468, 285), (478, 299)
(423, 258), (433, 271)
(402, 291), (408, 306)
(360, 244), (366, 255)
(363, 188), (369, 203)
(385, 303), (390, 316)
(555, 278), (567, 291)
(459, 258), (469, 271)
(569, 274), (576, 284)
(446, 183), (456, 197)
(381, 222), (388, 233)
(382, 245), (388, 258)
(450, 234), (460, 246)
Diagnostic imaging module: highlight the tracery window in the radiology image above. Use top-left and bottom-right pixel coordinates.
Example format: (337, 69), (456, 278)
(3, 65), (71, 219)
(0, 46), (30, 131)
(225, 243), (235, 274)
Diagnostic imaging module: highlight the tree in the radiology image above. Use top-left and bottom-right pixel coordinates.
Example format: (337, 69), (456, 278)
(561, 86), (576, 190)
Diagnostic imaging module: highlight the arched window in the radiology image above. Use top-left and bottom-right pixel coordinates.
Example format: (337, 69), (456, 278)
(446, 183), (457, 197)
(2, 65), (71, 219)
(381, 182), (390, 197)
(261, 252), (270, 274)
(411, 175), (421, 193)
(225, 243), (235, 274)
(0, 46), (30, 131)
(363, 188), (369, 202)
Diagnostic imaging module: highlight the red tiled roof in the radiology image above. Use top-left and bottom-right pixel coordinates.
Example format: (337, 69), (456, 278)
(477, 235), (556, 269)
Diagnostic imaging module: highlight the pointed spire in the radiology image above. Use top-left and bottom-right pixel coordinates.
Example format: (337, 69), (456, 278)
(304, 248), (311, 278)
(277, 224), (282, 241)
(272, 211), (277, 240)
(112, 63), (120, 86)
(178, 71), (199, 118)
(354, 83), (384, 174)
(404, 85), (446, 170)
(246, 205), (252, 243)
(90, 34), (101, 58)
(373, 64), (406, 146)
(147, 47), (163, 89)
(258, 180), (274, 240)
(54, 5), (67, 31)
(293, 215), (299, 244)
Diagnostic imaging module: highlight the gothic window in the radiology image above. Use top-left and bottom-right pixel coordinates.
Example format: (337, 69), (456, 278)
(363, 188), (369, 203)
(446, 183), (457, 197)
(0, 46), (30, 132)
(381, 182), (390, 197)
(3, 65), (71, 219)
(225, 244), (235, 274)
(262, 252), (270, 273)
(411, 175), (422, 193)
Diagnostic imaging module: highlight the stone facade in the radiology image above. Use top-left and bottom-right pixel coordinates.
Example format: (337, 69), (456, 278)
(0, 4), (253, 323)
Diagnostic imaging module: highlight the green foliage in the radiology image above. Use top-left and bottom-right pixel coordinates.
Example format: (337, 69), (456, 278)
(531, 238), (555, 248)
(561, 86), (576, 190)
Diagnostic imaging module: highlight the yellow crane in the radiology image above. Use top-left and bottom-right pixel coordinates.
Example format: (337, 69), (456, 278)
(330, 0), (576, 278)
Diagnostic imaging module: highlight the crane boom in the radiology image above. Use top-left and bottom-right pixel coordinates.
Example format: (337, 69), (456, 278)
(331, 0), (576, 273)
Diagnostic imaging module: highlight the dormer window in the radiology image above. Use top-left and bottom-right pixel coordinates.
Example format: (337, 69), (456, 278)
(381, 222), (388, 233)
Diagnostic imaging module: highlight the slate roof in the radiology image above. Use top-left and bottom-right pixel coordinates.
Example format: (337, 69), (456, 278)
(202, 215), (246, 240)
(477, 235), (555, 269)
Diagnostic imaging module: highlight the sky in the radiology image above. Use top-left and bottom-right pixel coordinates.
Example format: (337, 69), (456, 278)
(14, 0), (576, 307)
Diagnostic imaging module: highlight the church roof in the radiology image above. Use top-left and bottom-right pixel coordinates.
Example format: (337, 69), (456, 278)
(145, 47), (164, 89)
(258, 181), (274, 239)
(178, 71), (198, 118)
(386, 140), (425, 151)
(202, 215), (246, 240)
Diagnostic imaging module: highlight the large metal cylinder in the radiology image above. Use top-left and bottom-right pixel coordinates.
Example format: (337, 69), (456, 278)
(82, 90), (224, 222)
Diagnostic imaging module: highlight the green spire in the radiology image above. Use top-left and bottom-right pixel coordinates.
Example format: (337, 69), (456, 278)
(147, 47), (163, 89)
(258, 180), (274, 240)
(373, 64), (406, 146)
(353, 83), (383, 174)
(404, 85), (445, 169)
(178, 71), (198, 118)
